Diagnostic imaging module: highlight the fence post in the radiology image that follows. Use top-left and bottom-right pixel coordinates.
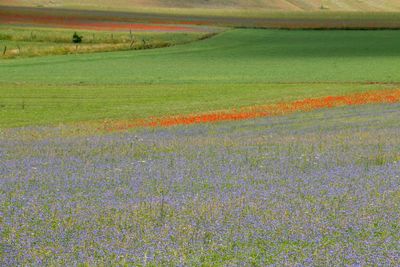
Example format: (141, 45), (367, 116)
(130, 30), (135, 49)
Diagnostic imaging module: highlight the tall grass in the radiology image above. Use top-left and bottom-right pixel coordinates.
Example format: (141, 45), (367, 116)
(0, 26), (213, 58)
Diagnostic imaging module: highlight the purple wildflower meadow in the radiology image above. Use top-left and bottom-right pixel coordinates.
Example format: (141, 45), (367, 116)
(1, 104), (400, 266)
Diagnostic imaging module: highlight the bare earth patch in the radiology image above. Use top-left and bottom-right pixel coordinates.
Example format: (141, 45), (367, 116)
(0, 13), (206, 32)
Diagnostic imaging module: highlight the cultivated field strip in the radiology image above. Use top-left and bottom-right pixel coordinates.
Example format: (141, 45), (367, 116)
(103, 88), (400, 130)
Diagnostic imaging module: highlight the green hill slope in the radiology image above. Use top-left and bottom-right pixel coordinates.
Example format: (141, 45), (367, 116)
(2, 29), (400, 85)
(1, 29), (400, 127)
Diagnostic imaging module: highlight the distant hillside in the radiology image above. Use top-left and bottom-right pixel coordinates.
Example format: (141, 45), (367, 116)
(3, 0), (400, 12)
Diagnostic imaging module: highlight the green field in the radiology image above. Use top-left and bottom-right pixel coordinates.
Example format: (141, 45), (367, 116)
(1, 29), (400, 128)
(2, 6), (400, 265)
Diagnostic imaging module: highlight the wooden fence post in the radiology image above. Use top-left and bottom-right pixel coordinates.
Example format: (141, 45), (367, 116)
(130, 30), (135, 49)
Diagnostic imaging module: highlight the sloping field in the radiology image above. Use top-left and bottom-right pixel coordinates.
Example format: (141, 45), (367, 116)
(0, 9), (213, 32)
(0, 26), (212, 59)
(1, 29), (400, 128)
(3, 29), (400, 84)
(2, 6), (400, 266)
(3, 6), (400, 29)
(3, 0), (400, 12)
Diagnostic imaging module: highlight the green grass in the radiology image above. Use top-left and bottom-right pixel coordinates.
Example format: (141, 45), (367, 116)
(1, 83), (394, 128)
(0, 26), (209, 58)
(2, 29), (400, 84)
(1, 29), (400, 128)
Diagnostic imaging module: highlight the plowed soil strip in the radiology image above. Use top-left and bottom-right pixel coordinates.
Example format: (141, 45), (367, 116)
(0, 13), (200, 32)
(102, 89), (400, 131)
(3, 6), (400, 29)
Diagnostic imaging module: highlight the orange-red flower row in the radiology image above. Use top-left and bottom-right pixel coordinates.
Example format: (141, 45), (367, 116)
(104, 89), (400, 131)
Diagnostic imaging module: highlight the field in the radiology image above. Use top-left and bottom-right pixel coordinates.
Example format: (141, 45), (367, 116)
(3, 6), (400, 29)
(0, 26), (213, 59)
(3, 104), (400, 265)
(1, 29), (400, 128)
(3, 0), (400, 13)
(0, 25), (214, 59)
(1, 4), (400, 266)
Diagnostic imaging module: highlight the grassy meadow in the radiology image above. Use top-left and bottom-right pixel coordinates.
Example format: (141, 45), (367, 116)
(1, 8), (400, 265)
(0, 26), (211, 59)
(1, 83), (396, 129)
(3, 29), (400, 85)
(1, 29), (400, 127)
